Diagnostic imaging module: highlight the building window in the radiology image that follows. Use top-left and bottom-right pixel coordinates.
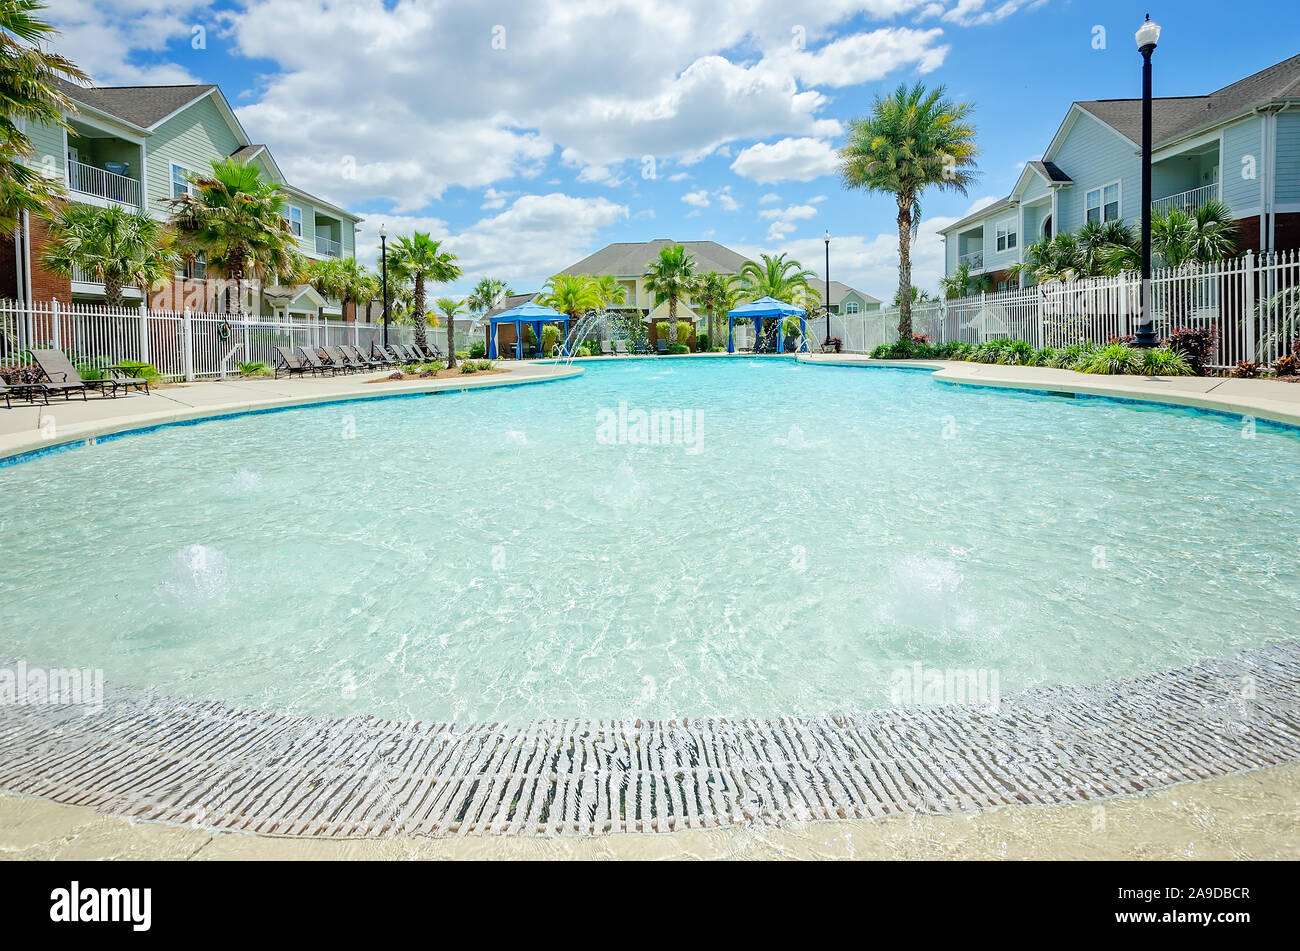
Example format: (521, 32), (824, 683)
(285, 206), (302, 237)
(997, 280), (1010, 292)
(995, 218), (1018, 252)
(1086, 181), (1121, 224)
(844, 300), (860, 315)
(171, 164), (193, 198)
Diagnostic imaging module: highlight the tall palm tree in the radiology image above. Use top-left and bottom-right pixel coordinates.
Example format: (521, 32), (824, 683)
(1103, 202), (1238, 274)
(939, 260), (991, 299)
(434, 296), (467, 367)
(354, 270), (380, 321)
(0, 0), (87, 233)
(167, 158), (297, 315)
(642, 244), (697, 346)
(694, 271), (738, 351)
(539, 272), (601, 349)
(384, 232), (461, 352)
(591, 274), (627, 310)
(737, 253), (821, 306)
(39, 203), (178, 306)
(839, 82), (978, 338)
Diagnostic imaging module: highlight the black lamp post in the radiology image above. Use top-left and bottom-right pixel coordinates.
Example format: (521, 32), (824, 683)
(824, 229), (831, 346)
(379, 223), (390, 349)
(1135, 14), (1162, 348)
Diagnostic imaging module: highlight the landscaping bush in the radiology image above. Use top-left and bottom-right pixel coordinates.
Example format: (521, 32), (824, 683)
(998, 339), (1036, 365)
(469, 340), (487, 359)
(1141, 347), (1193, 376)
(540, 325), (561, 355)
(1232, 360), (1261, 378)
(823, 336), (843, 353)
(668, 344), (689, 354)
(676, 320), (693, 350)
(1080, 342), (1141, 375)
(696, 333), (710, 352)
(1274, 353), (1299, 377)
(236, 361), (270, 377)
(460, 361), (478, 373)
(1165, 326), (1216, 375)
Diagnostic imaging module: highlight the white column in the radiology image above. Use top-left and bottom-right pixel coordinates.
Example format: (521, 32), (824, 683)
(182, 308), (195, 381)
(138, 301), (150, 364)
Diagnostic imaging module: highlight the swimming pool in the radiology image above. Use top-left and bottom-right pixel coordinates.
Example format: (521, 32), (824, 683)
(2, 357), (1297, 728)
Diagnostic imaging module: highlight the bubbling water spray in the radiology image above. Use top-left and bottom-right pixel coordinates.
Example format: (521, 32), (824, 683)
(157, 544), (229, 604)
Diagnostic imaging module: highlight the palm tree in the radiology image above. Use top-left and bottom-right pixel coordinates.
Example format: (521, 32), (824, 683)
(738, 253), (821, 306)
(891, 285), (937, 306)
(434, 297), (468, 367)
(591, 274), (627, 310)
(384, 232), (461, 353)
(39, 204), (178, 306)
(839, 82), (978, 338)
(467, 277), (513, 315)
(539, 272), (601, 350)
(0, 0), (87, 233)
(643, 244), (697, 346)
(939, 260), (991, 299)
(167, 158), (297, 315)
(694, 271), (738, 351)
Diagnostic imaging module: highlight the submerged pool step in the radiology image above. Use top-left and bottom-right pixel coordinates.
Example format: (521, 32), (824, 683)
(1, 642), (1298, 837)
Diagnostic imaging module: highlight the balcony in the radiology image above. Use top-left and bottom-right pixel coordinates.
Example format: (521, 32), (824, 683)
(958, 249), (984, 271)
(68, 159), (141, 209)
(1152, 183), (1219, 216)
(314, 235), (342, 257)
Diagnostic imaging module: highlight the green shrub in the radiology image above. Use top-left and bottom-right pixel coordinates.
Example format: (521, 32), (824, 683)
(473, 360), (494, 370)
(696, 333), (710, 352)
(235, 361), (270, 377)
(541, 325), (561, 354)
(469, 340), (487, 359)
(1030, 347), (1055, 367)
(668, 344), (689, 354)
(998, 339), (1036, 365)
(460, 362), (478, 373)
(1142, 347), (1193, 377)
(115, 359), (163, 382)
(1080, 342), (1141, 375)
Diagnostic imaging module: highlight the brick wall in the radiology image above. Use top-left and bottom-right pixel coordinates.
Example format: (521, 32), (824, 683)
(26, 215), (70, 303)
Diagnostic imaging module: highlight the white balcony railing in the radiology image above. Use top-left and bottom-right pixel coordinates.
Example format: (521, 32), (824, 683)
(959, 249), (984, 271)
(1152, 183), (1219, 216)
(68, 159), (141, 208)
(315, 235), (342, 257)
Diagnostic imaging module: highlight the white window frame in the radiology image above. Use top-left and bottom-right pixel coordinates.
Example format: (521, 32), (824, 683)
(844, 300), (860, 315)
(995, 217), (1018, 253)
(171, 163), (194, 198)
(286, 205), (303, 237)
(1085, 180), (1122, 224)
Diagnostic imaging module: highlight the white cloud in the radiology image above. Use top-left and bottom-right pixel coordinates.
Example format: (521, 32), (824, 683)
(761, 27), (949, 88)
(682, 189), (711, 208)
(943, 0), (1047, 27)
(47, 0), (208, 84)
(480, 187), (515, 210)
(759, 203), (819, 241)
(759, 193), (783, 205)
(731, 137), (840, 184)
(717, 188), (741, 212)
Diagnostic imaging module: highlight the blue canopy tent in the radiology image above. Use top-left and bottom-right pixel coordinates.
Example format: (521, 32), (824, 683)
(488, 302), (570, 359)
(726, 297), (808, 354)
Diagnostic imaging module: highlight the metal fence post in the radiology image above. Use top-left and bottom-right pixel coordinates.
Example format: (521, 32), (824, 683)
(182, 308), (195, 381)
(50, 298), (60, 349)
(1243, 251), (1256, 363)
(138, 301), (150, 365)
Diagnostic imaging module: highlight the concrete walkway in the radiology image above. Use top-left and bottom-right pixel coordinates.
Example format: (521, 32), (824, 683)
(0, 362), (579, 462)
(799, 354), (1300, 427)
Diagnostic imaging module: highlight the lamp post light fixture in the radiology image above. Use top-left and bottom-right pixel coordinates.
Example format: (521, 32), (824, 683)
(1134, 14), (1162, 348)
(379, 223), (390, 349)
(824, 229), (831, 347)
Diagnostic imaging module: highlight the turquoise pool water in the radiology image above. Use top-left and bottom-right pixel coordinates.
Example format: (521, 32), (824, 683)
(2, 358), (1297, 724)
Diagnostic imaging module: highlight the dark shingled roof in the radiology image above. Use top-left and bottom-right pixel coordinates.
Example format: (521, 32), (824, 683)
(1076, 52), (1300, 147)
(485, 292), (539, 317)
(1027, 160), (1072, 183)
(55, 79), (216, 129)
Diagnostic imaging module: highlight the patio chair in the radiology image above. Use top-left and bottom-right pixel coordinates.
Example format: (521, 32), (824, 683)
(634, 340), (649, 355)
(655, 339), (670, 355)
(274, 346), (314, 378)
(613, 340), (629, 355)
(28, 349), (106, 399)
(298, 347), (339, 376)
(380, 344), (406, 364)
(324, 346), (359, 372)
(600, 340), (613, 355)
(344, 344), (384, 369)
(392, 344), (418, 362)
(1, 379), (54, 407)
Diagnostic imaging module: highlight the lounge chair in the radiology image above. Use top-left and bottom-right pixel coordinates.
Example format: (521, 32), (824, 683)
(344, 344), (384, 369)
(655, 339), (670, 355)
(1, 378), (55, 406)
(29, 349), (105, 399)
(613, 340), (629, 355)
(391, 344), (416, 362)
(324, 346), (359, 372)
(379, 344), (405, 364)
(275, 346), (314, 378)
(634, 340), (649, 355)
(298, 346), (339, 376)
(600, 340), (613, 356)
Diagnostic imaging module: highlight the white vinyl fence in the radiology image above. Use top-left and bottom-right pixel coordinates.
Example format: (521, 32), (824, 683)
(0, 302), (436, 381)
(825, 249), (1300, 370)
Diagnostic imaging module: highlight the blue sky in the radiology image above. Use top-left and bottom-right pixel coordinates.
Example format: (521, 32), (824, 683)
(50, 1), (1300, 298)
